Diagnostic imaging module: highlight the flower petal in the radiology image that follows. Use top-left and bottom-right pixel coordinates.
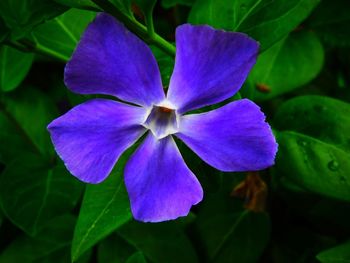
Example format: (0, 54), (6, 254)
(124, 134), (203, 222)
(176, 99), (278, 171)
(167, 24), (259, 113)
(47, 99), (146, 183)
(65, 13), (164, 107)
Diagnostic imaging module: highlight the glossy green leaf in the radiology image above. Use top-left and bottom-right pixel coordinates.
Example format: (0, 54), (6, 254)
(0, 0), (67, 40)
(243, 31), (324, 101)
(274, 96), (350, 152)
(2, 87), (58, 156)
(275, 130), (350, 201)
(0, 153), (83, 235)
(195, 194), (270, 263)
(126, 252), (148, 263)
(118, 221), (199, 263)
(0, 46), (34, 92)
(317, 240), (350, 263)
(71, 150), (133, 262)
(307, 0), (350, 47)
(0, 215), (75, 263)
(31, 8), (96, 62)
(97, 234), (136, 263)
(274, 96), (350, 201)
(151, 45), (174, 86)
(189, 0), (320, 51)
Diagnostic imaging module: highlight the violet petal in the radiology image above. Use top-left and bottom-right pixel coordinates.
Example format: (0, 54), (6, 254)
(176, 99), (278, 171)
(124, 133), (203, 222)
(48, 99), (146, 183)
(65, 13), (164, 107)
(167, 24), (259, 113)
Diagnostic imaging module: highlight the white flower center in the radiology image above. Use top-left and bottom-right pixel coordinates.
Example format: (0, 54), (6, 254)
(143, 102), (179, 139)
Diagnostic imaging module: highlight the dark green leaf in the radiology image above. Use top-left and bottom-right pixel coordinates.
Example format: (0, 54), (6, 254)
(243, 30), (324, 100)
(0, 215), (75, 263)
(317, 240), (350, 263)
(307, 0), (350, 47)
(161, 0), (195, 8)
(0, 0), (67, 40)
(1, 87), (58, 156)
(0, 154), (83, 235)
(71, 150), (133, 262)
(0, 46), (34, 92)
(189, 0), (320, 51)
(118, 221), (199, 263)
(126, 252), (147, 263)
(31, 8), (96, 61)
(195, 194), (270, 263)
(97, 233), (136, 263)
(53, 0), (99, 11)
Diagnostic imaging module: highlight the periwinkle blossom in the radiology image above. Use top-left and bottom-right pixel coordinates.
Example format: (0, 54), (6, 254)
(47, 13), (278, 222)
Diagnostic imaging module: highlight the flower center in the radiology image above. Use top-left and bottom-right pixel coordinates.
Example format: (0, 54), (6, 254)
(143, 105), (179, 139)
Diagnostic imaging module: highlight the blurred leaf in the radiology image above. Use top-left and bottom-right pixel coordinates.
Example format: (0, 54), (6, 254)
(71, 151), (132, 262)
(0, 215), (75, 263)
(31, 8), (96, 61)
(274, 96), (350, 201)
(307, 0), (350, 47)
(0, 154), (83, 236)
(0, 0), (67, 40)
(189, 0), (319, 51)
(0, 18), (10, 42)
(161, 0), (195, 8)
(0, 46), (34, 92)
(118, 221), (199, 263)
(97, 233), (136, 263)
(243, 30), (324, 101)
(317, 240), (350, 263)
(195, 194), (270, 263)
(1, 87), (58, 156)
(126, 252), (147, 263)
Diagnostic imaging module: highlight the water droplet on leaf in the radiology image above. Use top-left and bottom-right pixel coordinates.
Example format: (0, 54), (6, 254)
(328, 160), (339, 171)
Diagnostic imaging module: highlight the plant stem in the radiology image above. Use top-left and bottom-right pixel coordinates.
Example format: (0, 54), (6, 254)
(91, 0), (176, 57)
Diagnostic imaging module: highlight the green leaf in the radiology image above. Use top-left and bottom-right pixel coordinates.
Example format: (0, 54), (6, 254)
(188, 0), (320, 51)
(97, 233), (136, 263)
(118, 221), (199, 263)
(71, 150), (133, 262)
(31, 8), (96, 62)
(0, 215), (75, 263)
(1, 87), (58, 156)
(0, 46), (34, 92)
(195, 194), (270, 263)
(0, 0), (67, 40)
(126, 252), (147, 263)
(307, 0), (350, 47)
(0, 153), (84, 235)
(242, 30), (324, 101)
(317, 240), (350, 263)
(274, 96), (350, 201)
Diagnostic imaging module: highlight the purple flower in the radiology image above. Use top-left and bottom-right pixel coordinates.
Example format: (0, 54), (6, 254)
(47, 13), (277, 222)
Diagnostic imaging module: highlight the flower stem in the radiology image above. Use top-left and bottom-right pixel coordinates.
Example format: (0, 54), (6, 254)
(91, 0), (176, 57)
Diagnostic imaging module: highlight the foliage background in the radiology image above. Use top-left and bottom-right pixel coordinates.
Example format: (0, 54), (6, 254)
(0, 0), (350, 262)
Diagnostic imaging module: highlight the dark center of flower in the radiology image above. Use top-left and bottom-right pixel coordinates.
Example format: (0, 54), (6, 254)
(143, 105), (178, 139)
